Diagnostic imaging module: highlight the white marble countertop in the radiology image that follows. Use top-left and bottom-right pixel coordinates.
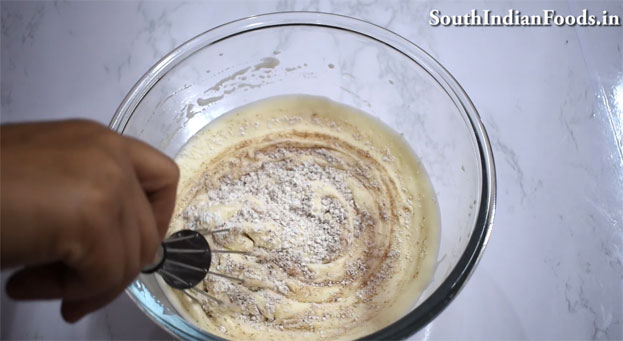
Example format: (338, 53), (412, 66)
(1, 1), (622, 340)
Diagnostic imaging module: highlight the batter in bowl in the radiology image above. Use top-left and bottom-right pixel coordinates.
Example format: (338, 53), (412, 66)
(162, 95), (440, 340)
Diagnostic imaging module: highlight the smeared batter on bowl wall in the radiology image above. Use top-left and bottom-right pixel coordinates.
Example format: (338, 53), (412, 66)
(161, 95), (440, 340)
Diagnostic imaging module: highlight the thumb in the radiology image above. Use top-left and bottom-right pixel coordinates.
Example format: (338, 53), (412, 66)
(6, 262), (70, 300)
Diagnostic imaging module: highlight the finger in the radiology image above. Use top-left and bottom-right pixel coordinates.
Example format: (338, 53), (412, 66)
(125, 138), (179, 239)
(61, 285), (127, 323)
(119, 185), (141, 285)
(6, 262), (69, 299)
(147, 184), (178, 239)
(56, 203), (131, 302)
(59, 202), (127, 301)
(129, 180), (160, 268)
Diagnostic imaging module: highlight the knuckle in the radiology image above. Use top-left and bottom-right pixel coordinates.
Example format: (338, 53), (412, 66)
(171, 163), (180, 183)
(162, 157), (180, 183)
(91, 162), (127, 199)
(101, 162), (125, 182)
(85, 185), (116, 212)
(67, 119), (105, 131)
(90, 128), (124, 153)
(75, 192), (115, 238)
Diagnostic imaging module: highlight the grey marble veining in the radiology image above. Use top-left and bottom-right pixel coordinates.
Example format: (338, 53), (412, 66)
(1, 0), (622, 340)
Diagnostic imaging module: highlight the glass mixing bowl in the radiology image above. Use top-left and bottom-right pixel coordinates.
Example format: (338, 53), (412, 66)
(110, 12), (495, 340)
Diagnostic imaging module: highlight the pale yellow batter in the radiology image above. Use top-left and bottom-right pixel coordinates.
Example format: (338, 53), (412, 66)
(161, 95), (439, 340)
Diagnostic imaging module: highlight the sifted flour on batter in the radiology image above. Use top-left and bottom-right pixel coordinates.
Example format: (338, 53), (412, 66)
(160, 95), (440, 340)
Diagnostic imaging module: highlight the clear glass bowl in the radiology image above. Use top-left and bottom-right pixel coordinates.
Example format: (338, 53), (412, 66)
(110, 12), (495, 340)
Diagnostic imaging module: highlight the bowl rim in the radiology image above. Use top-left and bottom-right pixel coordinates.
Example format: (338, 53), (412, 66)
(111, 11), (496, 340)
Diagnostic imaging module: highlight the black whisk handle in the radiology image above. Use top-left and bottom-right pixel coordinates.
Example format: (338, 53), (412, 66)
(140, 230), (213, 289)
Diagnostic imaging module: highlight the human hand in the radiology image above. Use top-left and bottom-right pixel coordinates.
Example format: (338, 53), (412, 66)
(0, 120), (179, 322)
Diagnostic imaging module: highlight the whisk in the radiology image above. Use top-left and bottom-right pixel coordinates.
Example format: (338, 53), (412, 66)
(141, 229), (246, 303)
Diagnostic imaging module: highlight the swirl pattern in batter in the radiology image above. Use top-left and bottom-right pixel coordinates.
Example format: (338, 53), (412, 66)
(162, 95), (439, 340)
